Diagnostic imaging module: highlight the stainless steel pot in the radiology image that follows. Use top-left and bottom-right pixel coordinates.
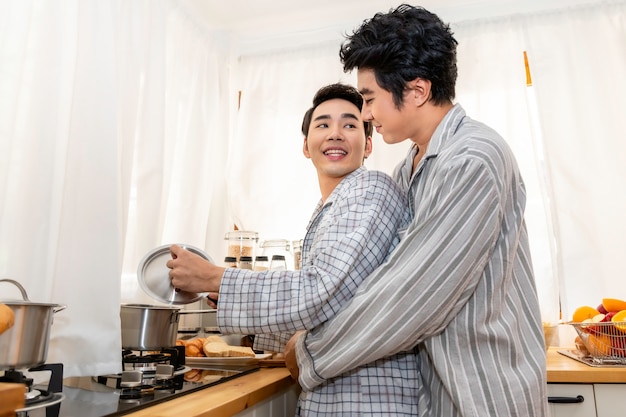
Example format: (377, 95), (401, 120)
(120, 304), (217, 350)
(121, 304), (180, 350)
(0, 279), (66, 370)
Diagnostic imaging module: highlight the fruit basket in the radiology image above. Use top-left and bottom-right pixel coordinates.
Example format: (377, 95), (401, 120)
(569, 321), (626, 365)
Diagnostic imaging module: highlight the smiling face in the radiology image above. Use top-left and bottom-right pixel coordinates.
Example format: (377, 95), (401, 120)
(303, 98), (372, 198)
(358, 68), (415, 145)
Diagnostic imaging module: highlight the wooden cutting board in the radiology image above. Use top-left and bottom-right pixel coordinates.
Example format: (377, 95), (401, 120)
(258, 357), (286, 367)
(0, 383), (24, 417)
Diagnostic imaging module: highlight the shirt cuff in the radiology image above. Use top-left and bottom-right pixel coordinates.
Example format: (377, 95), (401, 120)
(295, 331), (327, 390)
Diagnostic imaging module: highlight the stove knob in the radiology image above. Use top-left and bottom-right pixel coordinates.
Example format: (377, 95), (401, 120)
(120, 370), (142, 388)
(155, 364), (175, 381)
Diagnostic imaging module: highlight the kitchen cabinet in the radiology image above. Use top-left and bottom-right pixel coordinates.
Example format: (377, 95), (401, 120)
(234, 384), (299, 417)
(548, 383), (596, 417)
(547, 348), (626, 417)
(594, 384), (626, 417)
(548, 383), (626, 417)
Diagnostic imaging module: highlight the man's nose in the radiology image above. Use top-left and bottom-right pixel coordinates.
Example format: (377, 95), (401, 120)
(361, 107), (373, 122)
(327, 125), (344, 140)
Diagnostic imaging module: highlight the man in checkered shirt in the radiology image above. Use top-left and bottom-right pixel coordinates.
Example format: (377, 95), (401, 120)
(169, 83), (419, 416)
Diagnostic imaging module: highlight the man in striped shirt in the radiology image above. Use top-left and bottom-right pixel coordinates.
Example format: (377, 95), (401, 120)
(169, 83), (420, 415)
(285, 5), (549, 417)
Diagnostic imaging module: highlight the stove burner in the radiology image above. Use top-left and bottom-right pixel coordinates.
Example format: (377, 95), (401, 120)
(98, 347), (187, 391)
(1, 363), (65, 417)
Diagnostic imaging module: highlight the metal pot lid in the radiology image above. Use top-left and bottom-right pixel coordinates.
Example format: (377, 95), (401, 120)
(121, 303), (180, 311)
(137, 244), (214, 305)
(0, 279), (63, 308)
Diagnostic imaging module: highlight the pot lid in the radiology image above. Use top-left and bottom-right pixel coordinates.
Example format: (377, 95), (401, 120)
(0, 279), (63, 308)
(137, 244), (214, 305)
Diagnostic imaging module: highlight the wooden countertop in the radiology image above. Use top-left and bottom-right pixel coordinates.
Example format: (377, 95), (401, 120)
(547, 347), (626, 383)
(125, 367), (295, 417)
(120, 348), (626, 417)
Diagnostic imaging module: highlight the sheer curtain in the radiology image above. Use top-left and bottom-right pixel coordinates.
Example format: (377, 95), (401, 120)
(0, 0), (230, 376)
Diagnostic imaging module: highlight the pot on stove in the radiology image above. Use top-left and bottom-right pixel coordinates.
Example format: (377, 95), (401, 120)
(121, 244), (217, 350)
(120, 304), (181, 350)
(0, 279), (66, 370)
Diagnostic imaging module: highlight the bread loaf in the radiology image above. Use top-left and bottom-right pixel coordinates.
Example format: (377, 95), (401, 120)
(203, 341), (255, 358)
(177, 335), (255, 358)
(0, 303), (15, 335)
(184, 337), (206, 357)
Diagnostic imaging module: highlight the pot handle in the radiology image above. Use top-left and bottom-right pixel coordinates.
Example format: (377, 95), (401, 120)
(178, 309), (217, 314)
(54, 305), (67, 314)
(0, 279), (30, 301)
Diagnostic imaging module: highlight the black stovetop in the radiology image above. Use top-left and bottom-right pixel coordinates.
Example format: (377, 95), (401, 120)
(14, 349), (259, 417)
(25, 364), (259, 417)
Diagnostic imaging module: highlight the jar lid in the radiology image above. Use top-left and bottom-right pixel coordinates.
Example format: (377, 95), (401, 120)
(224, 231), (259, 241)
(261, 239), (290, 250)
(271, 255), (286, 260)
(224, 256), (237, 262)
(240, 256), (253, 262)
(255, 256), (269, 261)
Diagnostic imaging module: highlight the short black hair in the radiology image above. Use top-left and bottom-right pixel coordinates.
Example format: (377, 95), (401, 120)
(301, 83), (373, 137)
(339, 4), (458, 108)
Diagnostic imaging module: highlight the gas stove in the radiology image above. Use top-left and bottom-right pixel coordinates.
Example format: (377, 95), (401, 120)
(8, 346), (259, 417)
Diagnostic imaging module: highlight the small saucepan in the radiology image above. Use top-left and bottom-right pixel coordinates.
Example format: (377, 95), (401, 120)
(120, 304), (215, 350)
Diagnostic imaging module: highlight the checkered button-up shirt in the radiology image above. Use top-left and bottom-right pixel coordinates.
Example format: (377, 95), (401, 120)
(218, 166), (419, 416)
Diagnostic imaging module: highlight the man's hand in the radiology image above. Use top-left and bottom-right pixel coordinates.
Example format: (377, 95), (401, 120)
(206, 293), (219, 309)
(167, 244), (225, 294)
(284, 330), (305, 381)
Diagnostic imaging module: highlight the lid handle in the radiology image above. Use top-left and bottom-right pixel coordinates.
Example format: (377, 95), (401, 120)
(0, 279), (30, 301)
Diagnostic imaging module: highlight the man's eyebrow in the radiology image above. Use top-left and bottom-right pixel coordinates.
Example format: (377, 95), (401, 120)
(312, 113), (360, 122)
(359, 88), (373, 96)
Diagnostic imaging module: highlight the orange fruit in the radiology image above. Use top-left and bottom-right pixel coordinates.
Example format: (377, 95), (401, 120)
(586, 333), (612, 357)
(572, 305), (601, 323)
(611, 310), (626, 333)
(602, 298), (626, 313)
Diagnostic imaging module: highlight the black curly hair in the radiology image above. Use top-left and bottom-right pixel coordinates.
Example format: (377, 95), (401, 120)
(301, 83), (373, 137)
(340, 4), (458, 108)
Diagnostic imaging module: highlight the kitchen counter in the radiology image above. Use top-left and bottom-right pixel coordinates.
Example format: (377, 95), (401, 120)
(108, 348), (626, 417)
(124, 366), (296, 417)
(547, 347), (626, 383)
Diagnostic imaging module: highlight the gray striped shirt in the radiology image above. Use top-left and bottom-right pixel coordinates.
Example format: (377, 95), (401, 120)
(295, 104), (549, 417)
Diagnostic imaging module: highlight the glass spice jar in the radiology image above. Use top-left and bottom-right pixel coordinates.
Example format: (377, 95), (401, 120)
(239, 256), (253, 270)
(254, 256), (269, 271)
(225, 230), (259, 261)
(292, 239), (303, 270)
(270, 255), (287, 271)
(224, 256), (238, 268)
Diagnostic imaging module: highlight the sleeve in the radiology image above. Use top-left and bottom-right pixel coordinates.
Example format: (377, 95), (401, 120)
(217, 172), (409, 336)
(253, 333), (291, 352)
(295, 156), (504, 390)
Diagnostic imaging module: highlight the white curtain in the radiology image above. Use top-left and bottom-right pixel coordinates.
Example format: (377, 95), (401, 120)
(0, 0), (230, 376)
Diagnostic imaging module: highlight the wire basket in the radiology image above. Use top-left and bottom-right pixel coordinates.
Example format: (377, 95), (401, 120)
(569, 321), (626, 365)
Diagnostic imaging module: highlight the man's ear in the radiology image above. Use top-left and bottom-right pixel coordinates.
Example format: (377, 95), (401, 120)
(363, 136), (373, 160)
(411, 77), (432, 107)
(303, 137), (311, 159)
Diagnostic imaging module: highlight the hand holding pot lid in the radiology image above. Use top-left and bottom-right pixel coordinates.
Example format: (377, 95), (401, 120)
(138, 244), (215, 305)
(167, 244), (225, 295)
